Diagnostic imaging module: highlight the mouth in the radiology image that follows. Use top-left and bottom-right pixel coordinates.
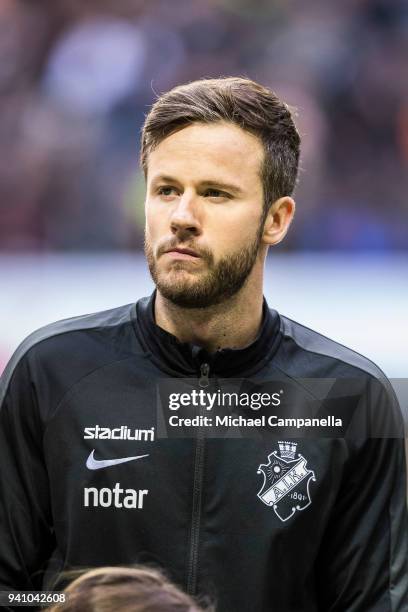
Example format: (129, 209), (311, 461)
(164, 247), (201, 260)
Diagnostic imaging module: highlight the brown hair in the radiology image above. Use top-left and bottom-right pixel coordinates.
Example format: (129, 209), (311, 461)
(48, 566), (212, 612)
(141, 77), (300, 216)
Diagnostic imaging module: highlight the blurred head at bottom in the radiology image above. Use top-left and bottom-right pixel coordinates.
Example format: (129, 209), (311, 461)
(48, 565), (212, 612)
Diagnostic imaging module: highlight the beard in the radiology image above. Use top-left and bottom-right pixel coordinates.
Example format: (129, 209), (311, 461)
(144, 223), (264, 309)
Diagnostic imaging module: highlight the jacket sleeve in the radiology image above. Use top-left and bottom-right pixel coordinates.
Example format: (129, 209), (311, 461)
(0, 350), (56, 600)
(316, 379), (408, 611)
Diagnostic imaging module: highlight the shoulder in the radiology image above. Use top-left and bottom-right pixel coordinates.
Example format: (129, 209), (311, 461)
(0, 303), (137, 404)
(277, 313), (389, 380)
(275, 314), (404, 434)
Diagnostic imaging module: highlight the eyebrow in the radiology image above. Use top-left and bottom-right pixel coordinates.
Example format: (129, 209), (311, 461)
(200, 180), (244, 195)
(150, 175), (244, 195)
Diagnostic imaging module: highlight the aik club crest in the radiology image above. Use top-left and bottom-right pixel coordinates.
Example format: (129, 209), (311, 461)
(257, 441), (316, 522)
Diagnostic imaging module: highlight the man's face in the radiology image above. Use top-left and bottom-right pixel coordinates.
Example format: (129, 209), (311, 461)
(144, 121), (266, 308)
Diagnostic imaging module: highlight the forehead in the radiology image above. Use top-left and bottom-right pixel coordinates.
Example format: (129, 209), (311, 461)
(146, 121), (264, 187)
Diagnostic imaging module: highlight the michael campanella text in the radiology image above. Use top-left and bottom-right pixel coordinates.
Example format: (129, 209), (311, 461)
(168, 415), (343, 428)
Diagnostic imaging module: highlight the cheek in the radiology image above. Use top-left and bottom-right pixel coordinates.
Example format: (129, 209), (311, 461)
(215, 210), (261, 247)
(145, 203), (164, 241)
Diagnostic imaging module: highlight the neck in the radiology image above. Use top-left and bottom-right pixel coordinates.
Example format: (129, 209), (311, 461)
(154, 277), (264, 354)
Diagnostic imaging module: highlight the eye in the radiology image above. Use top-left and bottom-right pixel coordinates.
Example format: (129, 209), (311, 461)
(203, 188), (230, 200)
(157, 186), (178, 198)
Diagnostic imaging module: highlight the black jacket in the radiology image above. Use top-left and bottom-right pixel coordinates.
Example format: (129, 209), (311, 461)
(0, 293), (407, 611)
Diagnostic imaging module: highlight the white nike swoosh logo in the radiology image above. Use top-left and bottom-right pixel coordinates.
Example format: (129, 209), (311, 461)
(86, 450), (149, 470)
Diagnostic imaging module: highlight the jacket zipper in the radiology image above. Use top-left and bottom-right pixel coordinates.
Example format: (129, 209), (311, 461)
(199, 362), (210, 388)
(187, 362), (209, 595)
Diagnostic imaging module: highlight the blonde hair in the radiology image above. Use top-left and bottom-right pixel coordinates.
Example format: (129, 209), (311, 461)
(48, 565), (213, 612)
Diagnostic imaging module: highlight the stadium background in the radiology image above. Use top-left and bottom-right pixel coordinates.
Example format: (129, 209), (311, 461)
(0, 0), (407, 379)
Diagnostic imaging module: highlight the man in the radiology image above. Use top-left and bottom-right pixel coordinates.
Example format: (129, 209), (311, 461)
(0, 77), (407, 611)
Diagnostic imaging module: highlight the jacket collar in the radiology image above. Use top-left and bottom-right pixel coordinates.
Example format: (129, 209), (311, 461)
(133, 291), (281, 378)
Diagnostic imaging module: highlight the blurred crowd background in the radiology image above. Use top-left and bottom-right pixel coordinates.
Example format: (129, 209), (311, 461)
(1, 0), (407, 252)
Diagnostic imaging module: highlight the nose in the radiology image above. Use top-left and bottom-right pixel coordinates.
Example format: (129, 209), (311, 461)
(170, 191), (202, 237)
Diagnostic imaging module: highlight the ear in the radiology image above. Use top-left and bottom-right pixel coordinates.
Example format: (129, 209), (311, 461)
(261, 196), (296, 246)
